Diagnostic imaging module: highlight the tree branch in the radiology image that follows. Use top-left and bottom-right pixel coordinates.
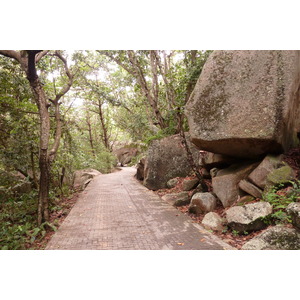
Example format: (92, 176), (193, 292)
(35, 50), (49, 63)
(97, 50), (136, 76)
(0, 50), (21, 62)
(53, 51), (74, 102)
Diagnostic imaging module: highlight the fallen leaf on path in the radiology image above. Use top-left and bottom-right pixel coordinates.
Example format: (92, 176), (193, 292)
(177, 242), (184, 246)
(200, 238), (206, 242)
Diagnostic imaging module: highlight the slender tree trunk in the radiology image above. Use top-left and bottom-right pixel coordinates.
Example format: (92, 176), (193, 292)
(97, 99), (110, 150)
(30, 145), (39, 189)
(86, 113), (96, 156)
(29, 78), (51, 225)
(177, 113), (207, 191)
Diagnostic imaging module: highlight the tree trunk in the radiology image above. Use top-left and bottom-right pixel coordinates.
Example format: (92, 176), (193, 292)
(29, 78), (51, 225)
(30, 145), (39, 189)
(86, 111), (96, 156)
(97, 99), (110, 150)
(177, 112), (208, 192)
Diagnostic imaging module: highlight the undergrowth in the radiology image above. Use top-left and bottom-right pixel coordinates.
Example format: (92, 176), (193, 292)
(262, 180), (300, 225)
(0, 187), (71, 250)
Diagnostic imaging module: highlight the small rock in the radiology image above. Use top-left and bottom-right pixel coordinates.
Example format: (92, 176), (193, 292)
(11, 181), (32, 195)
(162, 192), (190, 207)
(210, 168), (219, 178)
(189, 192), (217, 215)
(236, 195), (255, 205)
(191, 183), (205, 197)
(202, 212), (225, 232)
(199, 151), (237, 170)
(182, 178), (199, 191)
(242, 225), (300, 250)
(238, 179), (263, 199)
(226, 201), (272, 233)
(166, 178), (179, 189)
(247, 154), (284, 189)
(202, 168), (211, 179)
(286, 202), (300, 230)
(136, 157), (146, 181)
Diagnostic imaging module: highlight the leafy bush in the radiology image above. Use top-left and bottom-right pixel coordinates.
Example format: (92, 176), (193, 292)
(0, 190), (58, 250)
(263, 180), (300, 224)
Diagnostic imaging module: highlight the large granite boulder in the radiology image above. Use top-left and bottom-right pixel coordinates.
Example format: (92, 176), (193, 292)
(115, 146), (139, 166)
(73, 169), (102, 190)
(143, 134), (199, 190)
(212, 162), (259, 207)
(226, 202), (273, 233)
(242, 225), (300, 250)
(186, 50), (300, 158)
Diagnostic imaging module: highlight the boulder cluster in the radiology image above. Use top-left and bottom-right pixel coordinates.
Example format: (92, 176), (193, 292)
(138, 50), (300, 250)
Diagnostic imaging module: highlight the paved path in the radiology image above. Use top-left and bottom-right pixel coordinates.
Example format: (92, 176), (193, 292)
(46, 167), (234, 250)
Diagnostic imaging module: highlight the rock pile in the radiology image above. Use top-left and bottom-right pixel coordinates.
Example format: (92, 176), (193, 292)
(184, 50), (300, 249)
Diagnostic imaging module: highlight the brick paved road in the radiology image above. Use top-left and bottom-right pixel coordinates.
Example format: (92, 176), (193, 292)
(46, 167), (234, 250)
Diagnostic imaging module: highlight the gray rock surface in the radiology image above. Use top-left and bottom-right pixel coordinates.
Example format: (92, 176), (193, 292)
(161, 192), (190, 207)
(136, 157), (146, 181)
(226, 201), (272, 233)
(238, 179), (263, 199)
(202, 212), (225, 232)
(182, 178), (199, 191)
(286, 202), (300, 230)
(265, 165), (296, 189)
(242, 225), (300, 250)
(212, 162), (258, 207)
(143, 134), (199, 190)
(11, 181), (32, 195)
(115, 146), (138, 166)
(185, 50), (300, 158)
(199, 151), (237, 170)
(73, 169), (102, 190)
(167, 178), (179, 189)
(189, 192), (217, 214)
(210, 168), (219, 178)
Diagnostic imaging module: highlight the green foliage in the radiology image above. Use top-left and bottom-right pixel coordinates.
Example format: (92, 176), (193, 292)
(0, 190), (60, 250)
(262, 180), (300, 224)
(144, 130), (169, 145)
(232, 229), (239, 236)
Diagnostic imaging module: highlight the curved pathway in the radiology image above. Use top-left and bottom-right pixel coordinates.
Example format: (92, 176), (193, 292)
(46, 167), (234, 250)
